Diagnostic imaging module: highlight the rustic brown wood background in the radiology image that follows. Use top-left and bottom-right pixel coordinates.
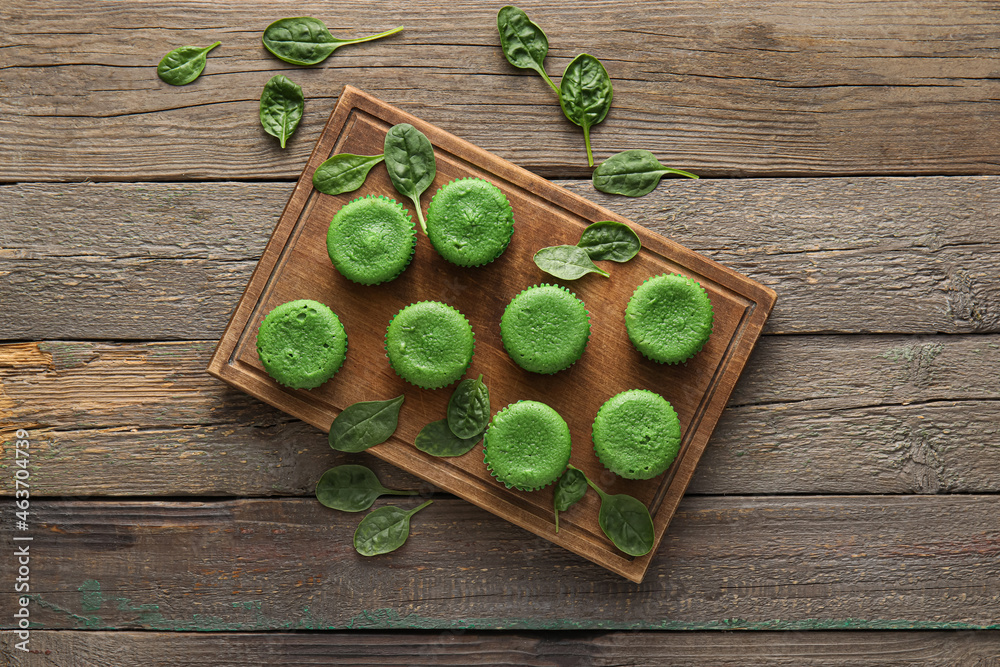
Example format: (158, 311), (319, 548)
(1, 0), (998, 664)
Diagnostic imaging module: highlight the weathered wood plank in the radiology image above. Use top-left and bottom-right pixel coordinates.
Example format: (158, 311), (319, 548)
(1, 178), (997, 338)
(0, 496), (997, 630)
(4, 630), (1000, 667)
(2, 336), (998, 497)
(2, 1), (998, 180)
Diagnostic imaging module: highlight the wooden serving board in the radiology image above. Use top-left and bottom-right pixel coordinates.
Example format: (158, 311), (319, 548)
(207, 85), (776, 583)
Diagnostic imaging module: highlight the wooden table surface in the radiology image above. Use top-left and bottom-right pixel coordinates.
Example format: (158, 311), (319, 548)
(2, 1), (998, 665)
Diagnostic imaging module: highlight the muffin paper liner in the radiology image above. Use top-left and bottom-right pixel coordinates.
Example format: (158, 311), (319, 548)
(383, 300), (475, 389)
(425, 177), (515, 268)
(625, 273), (714, 365)
(500, 283), (592, 375)
(327, 194), (416, 286)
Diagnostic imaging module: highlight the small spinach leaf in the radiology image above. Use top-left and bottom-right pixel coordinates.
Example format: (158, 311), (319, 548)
(586, 476), (654, 557)
(558, 53), (613, 167)
(384, 123), (436, 233)
(354, 500), (433, 556)
(415, 419), (482, 458)
(533, 244), (609, 280)
(447, 374), (490, 439)
(157, 42), (221, 86)
(263, 17), (403, 66)
(313, 153), (385, 195)
(496, 6), (559, 95)
(259, 74), (304, 149)
(578, 221), (641, 263)
(329, 395), (405, 453)
(592, 149), (699, 197)
(315, 464), (417, 512)
(553, 467), (588, 532)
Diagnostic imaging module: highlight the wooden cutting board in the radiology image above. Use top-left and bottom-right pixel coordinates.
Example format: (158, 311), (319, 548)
(207, 85), (776, 582)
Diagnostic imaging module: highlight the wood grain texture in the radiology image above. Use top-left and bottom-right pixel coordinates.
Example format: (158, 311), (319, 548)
(2, 176), (997, 339)
(2, 0), (998, 181)
(4, 630), (1000, 667)
(2, 336), (999, 497)
(0, 496), (997, 630)
(0, 335), (1000, 496)
(2, 0), (997, 647)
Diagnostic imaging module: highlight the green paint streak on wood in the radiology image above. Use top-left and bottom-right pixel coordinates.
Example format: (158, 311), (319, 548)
(37, 341), (99, 371)
(30, 595), (101, 629)
(26, 585), (1000, 632)
(78, 579), (102, 612)
(27, 579), (166, 628)
(878, 342), (943, 365)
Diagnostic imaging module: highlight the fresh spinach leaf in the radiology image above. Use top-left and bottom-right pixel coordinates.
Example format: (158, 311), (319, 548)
(157, 42), (221, 86)
(559, 53), (613, 167)
(415, 419), (482, 458)
(263, 17), (403, 66)
(578, 221), (641, 262)
(313, 153), (385, 195)
(354, 499), (433, 556)
(496, 6), (559, 95)
(259, 74), (304, 149)
(447, 374), (490, 439)
(592, 149), (698, 197)
(315, 464), (417, 512)
(533, 244), (609, 280)
(329, 395), (405, 453)
(586, 475), (654, 557)
(384, 123), (436, 233)
(553, 467), (588, 532)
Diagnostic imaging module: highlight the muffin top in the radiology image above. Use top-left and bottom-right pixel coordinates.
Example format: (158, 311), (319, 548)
(625, 273), (714, 364)
(384, 301), (475, 389)
(484, 400), (572, 491)
(326, 194), (416, 285)
(500, 283), (590, 374)
(256, 299), (347, 389)
(425, 177), (515, 267)
(592, 389), (681, 480)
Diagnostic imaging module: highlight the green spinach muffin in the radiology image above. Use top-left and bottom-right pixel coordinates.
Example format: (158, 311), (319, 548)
(326, 194), (416, 285)
(625, 273), (714, 364)
(483, 400), (572, 491)
(425, 177), (514, 266)
(592, 389), (681, 480)
(384, 301), (475, 389)
(500, 284), (591, 374)
(256, 299), (347, 390)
